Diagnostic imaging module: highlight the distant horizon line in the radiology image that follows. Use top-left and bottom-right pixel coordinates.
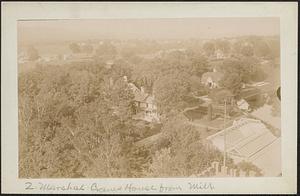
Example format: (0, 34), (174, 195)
(18, 34), (280, 46)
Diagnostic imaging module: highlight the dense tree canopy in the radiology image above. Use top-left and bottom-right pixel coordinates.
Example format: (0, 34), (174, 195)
(146, 115), (226, 177)
(218, 56), (267, 95)
(215, 40), (231, 54)
(19, 36), (277, 178)
(69, 43), (81, 53)
(95, 41), (117, 59)
(153, 72), (191, 115)
(203, 42), (215, 56)
(18, 60), (136, 178)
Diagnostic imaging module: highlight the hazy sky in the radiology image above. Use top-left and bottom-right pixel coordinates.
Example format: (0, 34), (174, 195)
(18, 18), (279, 44)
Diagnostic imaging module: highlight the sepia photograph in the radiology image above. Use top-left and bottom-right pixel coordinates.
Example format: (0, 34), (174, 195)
(2, 2), (297, 194)
(18, 17), (282, 178)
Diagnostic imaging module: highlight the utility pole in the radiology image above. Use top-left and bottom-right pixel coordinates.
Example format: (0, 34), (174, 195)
(223, 99), (227, 167)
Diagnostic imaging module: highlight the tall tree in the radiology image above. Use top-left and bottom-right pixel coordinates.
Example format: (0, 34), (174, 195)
(153, 72), (191, 115)
(146, 115), (225, 177)
(219, 72), (243, 95)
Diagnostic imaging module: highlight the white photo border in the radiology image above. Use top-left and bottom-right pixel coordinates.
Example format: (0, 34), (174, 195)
(1, 2), (297, 194)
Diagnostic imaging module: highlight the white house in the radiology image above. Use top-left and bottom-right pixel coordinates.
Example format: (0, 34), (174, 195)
(236, 99), (250, 111)
(126, 81), (160, 123)
(201, 69), (224, 89)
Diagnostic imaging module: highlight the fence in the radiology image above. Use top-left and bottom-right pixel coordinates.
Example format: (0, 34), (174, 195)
(191, 161), (258, 177)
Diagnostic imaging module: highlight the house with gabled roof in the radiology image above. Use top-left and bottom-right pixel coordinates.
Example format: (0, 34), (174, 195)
(201, 69), (224, 89)
(126, 80), (160, 123)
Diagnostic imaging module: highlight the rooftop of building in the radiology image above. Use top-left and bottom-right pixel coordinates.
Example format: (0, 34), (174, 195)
(206, 117), (281, 176)
(201, 71), (224, 83)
